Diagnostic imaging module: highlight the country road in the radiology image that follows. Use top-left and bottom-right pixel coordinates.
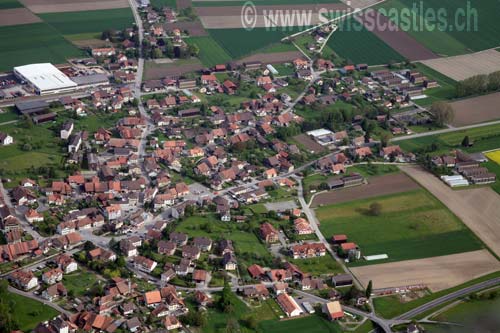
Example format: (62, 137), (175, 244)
(390, 119), (500, 142)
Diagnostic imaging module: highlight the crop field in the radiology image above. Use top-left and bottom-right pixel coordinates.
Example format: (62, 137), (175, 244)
(208, 27), (307, 59)
(378, 0), (500, 56)
(397, 123), (500, 154)
(151, 0), (177, 9)
(0, 0), (22, 8)
(186, 36), (232, 67)
(39, 8), (134, 35)
(449, 92), (500, 127)
(327, 17), (405, 65)
(486, 150), (500, 164)
(0, 22), (83, 71)
(316, 190), (483, 265)
(259, 315), (342, 333)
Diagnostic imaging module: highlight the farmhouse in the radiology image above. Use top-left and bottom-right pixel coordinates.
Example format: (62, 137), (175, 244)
(14, 63), (78, 95)
(259, 222), (279, 243)
(292, 243), (326, 259)
(322, 301), (344, 320)
(276, 293), (303, 317)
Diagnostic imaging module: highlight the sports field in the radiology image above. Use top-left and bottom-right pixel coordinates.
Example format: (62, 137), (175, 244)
(378, 0), (500, 56)
(0, 22), (83, 71)
(316, 189), (483, 265)
(326, 17), (405, 65)
(39, 7), (134, 35)
(186, 36), (232, 67)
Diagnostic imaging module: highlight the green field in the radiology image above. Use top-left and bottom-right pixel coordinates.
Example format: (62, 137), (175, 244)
(63, 270), (99, 297)
(326, 17), (405, 65)
(378, 0), (500, 56)
(398, 123), (500, 154)
(175, 214), (270, 258)
(186, 36), (232, 67)
(259, 315), (342, 333)
(208, 27), (308, 59)
(316, 190), (483, 265)
(0, 0), (22, 9)
(9, 292), (59, 331)
(290, 256), (343, 276)
(40, 8), (134, 35)
(0, 22), (83, 71)
(151, 0), (177, 9)
(193, 0), (340, 6)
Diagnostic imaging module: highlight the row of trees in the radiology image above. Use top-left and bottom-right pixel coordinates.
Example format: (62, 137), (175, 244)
(456, 71), (500, 98)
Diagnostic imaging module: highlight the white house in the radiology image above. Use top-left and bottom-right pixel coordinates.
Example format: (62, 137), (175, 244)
(0, 132), (13, 146)
(60, 121), (74, 140)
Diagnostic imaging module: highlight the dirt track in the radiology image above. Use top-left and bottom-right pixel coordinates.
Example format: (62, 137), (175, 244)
(0, 8), (41, 26)
(236, 51), (303, 65)
(356, 11), (438, 61)
(351, 250), (500, 292)
(311, 172), (420, 207)
(420, 49), (500, 81)
(20, 0), (129, 13)
(450, 92), (500, 126)
(401, 165), (500, 257)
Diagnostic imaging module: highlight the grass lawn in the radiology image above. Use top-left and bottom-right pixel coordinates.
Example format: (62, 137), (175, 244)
(398, 123), (500, 155)
(348, 164), (399, 178)
(0, 107), (19, 123)
(272, 63), (296, 76)
(327, 17), (404, 65)
(353, 320), (376, 333)
(175, 214), (271, 258)
(186, 36), (232, 67)
(151, 0), (177, 9)
(259, 314), (343, 333)
(63, 270), (99, 297)
(9, 292), (59, 331)
(372, 271), (500, 319)
(290, 255), (343, 276)
(316, 190), (483, 265)
(0, 22), (84, 71)
(378, 0), (500, 56)
(40, 8), (134, 35)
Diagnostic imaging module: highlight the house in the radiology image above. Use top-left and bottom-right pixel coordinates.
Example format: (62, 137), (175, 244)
(161, 268), (176, 285)
(273, 282), (288, 295)
(193, 237), (212, 251)
(331, 234), (348, 245)
(42, 282), (67, 301)
(276, 293), (303, 317)
(120, 239), (138, 258)
(42, 267), (63, 285)
(158, 240), (177, 255)
(259, 222), (279, 243)
(25, 209), (44, 223)
(293, 58), (309, 69)
(243, 283), (269, 299)
(127, 317), (141, 333)
(144, 290), (162, 307)
(9, 269), (38, 290)
(194, 290), (212, 306)
(88, 247), (116, 262)
(0, 132), (13, 146)
(323, 301), (344, 320)
(219, 239), (234, 255)
(247, 264), (265, 279)
(222, 252), (237, 270)
(169, 232), (188, 246)
(291, 243), (326, 259)
(182, 245), (201, 260)
(134, 255), (158, 273)
(340, 242), (361, 260)
(53, 254), (78, 274)
(192, 269), (208, 284)
(164, 316), (182, 331)
(60, 121), (74, 140)
(380, 145), (403, 159)
(293, 218), (314, 235)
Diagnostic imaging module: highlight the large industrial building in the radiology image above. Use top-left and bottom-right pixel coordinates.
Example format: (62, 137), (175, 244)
(13, 63), (78, 95)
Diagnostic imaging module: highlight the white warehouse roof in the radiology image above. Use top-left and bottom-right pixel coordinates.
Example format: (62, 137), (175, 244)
(307, 128), (333, 138)
(14, 63), (77, 92)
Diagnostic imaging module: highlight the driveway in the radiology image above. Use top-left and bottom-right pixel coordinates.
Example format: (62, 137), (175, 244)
(401, 165), (500, 257)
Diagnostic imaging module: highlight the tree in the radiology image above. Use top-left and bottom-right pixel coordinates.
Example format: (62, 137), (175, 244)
(430, 101), (454, 126)
(224, 317), (241, 333)
(366, 280), (373, 298)
(188, 43), (199, 57)
(368, 202), (382, 216)
(461, 135), (470, 147)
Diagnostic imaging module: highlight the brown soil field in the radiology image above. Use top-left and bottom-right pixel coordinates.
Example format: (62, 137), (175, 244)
(450, 92), (500, 126)
(71, 39), (112, 48)
(144, 62), (203, 80)
(356, 11), (438, 61)
(20, 0), (129, 13)
(292, 134), (327, 154)
(177, 0), (191, 10)
(401, 165), (500, 257)
(420, 49), (500, 81)
(236, 51), (303, 65)
(165, 21), (207, 36)
(0, 8), (42, 26)
(351, 250), (500, 292)
(311, 172), (420, 207)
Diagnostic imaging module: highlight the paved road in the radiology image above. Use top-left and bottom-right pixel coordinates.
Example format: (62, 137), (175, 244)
(390, 119), (500, 142)
(396, 277), (500, 320)
(8, 286), (72, 316)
